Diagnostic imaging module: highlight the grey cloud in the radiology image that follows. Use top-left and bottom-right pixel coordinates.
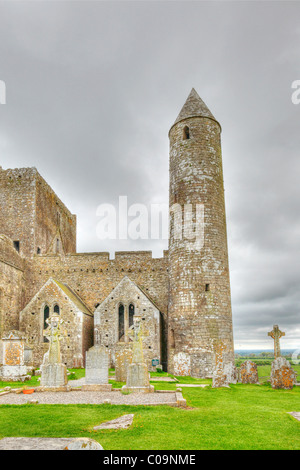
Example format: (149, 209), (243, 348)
(0, 1), (299, 349)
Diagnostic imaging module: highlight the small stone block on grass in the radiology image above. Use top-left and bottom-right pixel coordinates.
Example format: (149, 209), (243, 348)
(94, 414), (134, 430)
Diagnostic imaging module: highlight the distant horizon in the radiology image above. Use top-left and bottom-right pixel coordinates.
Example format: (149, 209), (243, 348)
(235, 348), (295, 352)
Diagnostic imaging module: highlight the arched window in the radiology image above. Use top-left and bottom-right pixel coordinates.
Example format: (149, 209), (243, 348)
(129, 303), (135, 328)
(118, 304), (124, 341)
(44, 305), (50, 343)
(183, 126), (190, 140)
(54, 304), (60, 314)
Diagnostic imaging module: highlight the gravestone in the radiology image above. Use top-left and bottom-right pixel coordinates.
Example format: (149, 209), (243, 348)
(224, 362), (238, 384)
(82, 345), (112, 391)
(212, 342), (229, 388)
(93, 414), (134, 430)
(122, 316), (154, 393)
(40, 314), (68, 389)
(270, 356), (297, 389)
(24, 345), (33, 366)
(239, 360), (259, 384)
(64, 438), (103, 450)
(115, 347), (133, 382)
(0, 331), (30, 382)
(268, 325), (285, 359)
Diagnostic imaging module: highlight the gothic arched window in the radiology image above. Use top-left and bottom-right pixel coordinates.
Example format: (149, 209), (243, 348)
(54, 304), (60, 314)
(44, 305), (50, 342)
(129, 303), (135, 328)
(118, 304), (124, 341)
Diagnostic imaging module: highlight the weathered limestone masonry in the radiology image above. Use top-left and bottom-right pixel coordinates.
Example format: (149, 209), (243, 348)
(94, 276), (161, 370)
(0, 235), (25, 342)
(168, 89), (234, 377)
(122, 316), (155, 393)
(25, 251), (168, 368)
(268, 325), (285, 359)
(270, 357), (297, 390)
(212, 341), (229, 388)
(0, 330), (29, 381)
(40, 313), (68, 389)
(239, 360), (259, 384)
(26, 251), (168, 318)
(19, 278), (93, 368)
(0, 166), (76, 258)
(0, 89), (235, 376)
(83, 345), (112, 391)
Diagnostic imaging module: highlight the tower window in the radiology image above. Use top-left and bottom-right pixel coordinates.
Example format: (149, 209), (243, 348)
(183, 126), (190, 140)
(13, 241), (20, 252)
(54, 304), (60, 314)
(37, 247), (41, 254)
(205, 284), (210, 292)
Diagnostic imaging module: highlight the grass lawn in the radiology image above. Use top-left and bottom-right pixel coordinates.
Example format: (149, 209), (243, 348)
(0, 378), (299, 449)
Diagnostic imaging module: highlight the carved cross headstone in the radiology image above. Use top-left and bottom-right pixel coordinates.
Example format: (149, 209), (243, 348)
(126, 316), (149, 364)
(43, 313), (67, 364)
(268, 325), (285, 359)
(122, 315), (154, 393)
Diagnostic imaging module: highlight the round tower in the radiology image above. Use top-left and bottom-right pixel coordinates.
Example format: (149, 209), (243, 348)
(168, 88), (234, 377)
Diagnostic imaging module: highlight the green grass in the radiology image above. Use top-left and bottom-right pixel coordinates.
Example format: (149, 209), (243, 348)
(0, 376), (40, 389)
(257, 364), (300, 381)
(0, 367), (299, 449)
(0, 383), (299, 449)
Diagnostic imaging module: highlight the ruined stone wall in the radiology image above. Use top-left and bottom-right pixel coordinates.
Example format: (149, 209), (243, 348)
(19, 280), (93, 368)
(94, 276), (161, 370)
(0, 166), (76, 258)
(35, 172), (76, 255)
(0, 235), (25, 337)
(25, 251), (169, 315)
(168, 116), (234, 377)
(22, 250), (168, 368)
(0, 167), (36, 258)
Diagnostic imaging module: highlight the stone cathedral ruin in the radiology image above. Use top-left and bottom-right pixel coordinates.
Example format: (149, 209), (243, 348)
(0, 89), (235, 377)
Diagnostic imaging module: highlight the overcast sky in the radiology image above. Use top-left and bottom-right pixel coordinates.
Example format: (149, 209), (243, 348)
(0, 1), (299, 350)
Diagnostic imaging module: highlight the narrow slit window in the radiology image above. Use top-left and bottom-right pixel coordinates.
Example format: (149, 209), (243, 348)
(118, 304), (124, 341)
(129, 303), (135, 328)
(43, 305), (50, 342)
(13, 241), (20, 252)
(205, 284), (210, 292)
(183, 126), (190, 140)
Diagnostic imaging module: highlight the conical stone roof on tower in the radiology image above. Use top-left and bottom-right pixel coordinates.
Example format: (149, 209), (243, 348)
(171, 88), (220, 130)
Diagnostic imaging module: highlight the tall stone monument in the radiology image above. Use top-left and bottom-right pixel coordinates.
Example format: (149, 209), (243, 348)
(212, 342), (229, 388)
(115, 347), (133, 382)
(168, 89), (234, 377)
(0, 331), (30, 382)
(122, 316), (154, 393)
(40, 313), (68, 389)
(268, 325), (285, 359)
